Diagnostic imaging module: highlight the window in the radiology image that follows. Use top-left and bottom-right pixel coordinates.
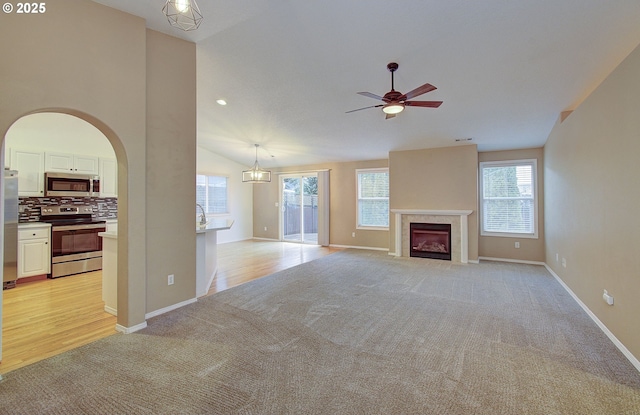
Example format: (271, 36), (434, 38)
(356, 168), (389, 229)
(196, 175), (228, 214)
(480, 159), (537, 238)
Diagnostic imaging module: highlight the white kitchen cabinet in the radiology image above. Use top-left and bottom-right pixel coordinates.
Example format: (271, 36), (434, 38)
(99, 158), (118, 197)
(105, 219), (118, 232)
(99, 230), (117, 315)
(9, 149), (45, 196)
(18, 224), (51, 278)
(45, 152), (99, 175)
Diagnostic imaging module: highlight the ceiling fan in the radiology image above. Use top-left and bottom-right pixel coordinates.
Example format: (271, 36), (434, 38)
(346, 62), (442, 119)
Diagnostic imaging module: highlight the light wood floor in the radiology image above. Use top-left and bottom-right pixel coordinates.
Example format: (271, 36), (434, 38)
(211, 240), (342, 294)
(1, 240), (341, 374)
(1, 271), (117, 374)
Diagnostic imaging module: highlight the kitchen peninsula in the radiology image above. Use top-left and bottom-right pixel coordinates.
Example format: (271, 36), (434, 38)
(98, 219), (233, 316)
(196, 219), (233, 297)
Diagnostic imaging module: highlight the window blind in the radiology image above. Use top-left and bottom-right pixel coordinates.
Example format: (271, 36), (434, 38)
(196, 175), (228, 214)
(357, 169), (389, 228)
(481, 161), (536, 235)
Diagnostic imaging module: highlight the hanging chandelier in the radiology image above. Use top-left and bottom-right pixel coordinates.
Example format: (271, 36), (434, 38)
(242, 144), (272, 183)
(162, 0), (203, 31)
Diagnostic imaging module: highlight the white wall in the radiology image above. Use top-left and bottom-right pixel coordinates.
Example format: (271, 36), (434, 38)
(5, 113), (116, 160)
(197, 147), (253, 243)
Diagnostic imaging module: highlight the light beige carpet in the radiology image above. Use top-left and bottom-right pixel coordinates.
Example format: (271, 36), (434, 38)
(1, 249), (639, 414)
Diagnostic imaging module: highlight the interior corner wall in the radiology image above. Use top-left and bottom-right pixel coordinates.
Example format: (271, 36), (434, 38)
(478, 148), (545, 262)
(252, 159), (389, 250)
(389, 145), (479, 261)
(145, 29), (197, 313)
(0, 0), (147, 329)
(544, 42), (640, 359)
(197, 147), (253, 243)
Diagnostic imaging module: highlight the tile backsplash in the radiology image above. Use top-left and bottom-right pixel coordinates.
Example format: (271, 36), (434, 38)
(19, 197), (118, 222)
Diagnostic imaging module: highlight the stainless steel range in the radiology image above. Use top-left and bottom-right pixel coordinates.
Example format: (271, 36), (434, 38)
(40, 205), (106, 278)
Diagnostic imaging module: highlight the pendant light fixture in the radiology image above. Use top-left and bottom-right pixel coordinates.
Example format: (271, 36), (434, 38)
(162, 0), (203, 31)
(242, 144), (272, 183)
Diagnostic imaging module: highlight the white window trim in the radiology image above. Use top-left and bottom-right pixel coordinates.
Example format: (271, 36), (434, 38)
(479, 159), (538, 239)
(356, 167), (389, 231)
(196, 174), (230, 216)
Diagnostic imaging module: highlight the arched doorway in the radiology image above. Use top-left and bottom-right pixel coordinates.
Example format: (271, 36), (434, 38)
(1, 109), (131, 371)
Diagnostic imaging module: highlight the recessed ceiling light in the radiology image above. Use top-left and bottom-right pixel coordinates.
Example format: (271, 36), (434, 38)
(216, 99), (227, 106)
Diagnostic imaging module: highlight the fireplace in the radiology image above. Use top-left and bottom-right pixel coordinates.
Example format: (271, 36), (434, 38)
(392, 209), (472, 263)
(410, 223), (452, 260)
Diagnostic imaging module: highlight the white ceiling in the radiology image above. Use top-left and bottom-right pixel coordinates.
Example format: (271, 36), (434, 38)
(92, 0), (640, 168)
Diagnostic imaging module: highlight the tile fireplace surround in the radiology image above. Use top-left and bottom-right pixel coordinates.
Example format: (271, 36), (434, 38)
(391, 209), (473, 263)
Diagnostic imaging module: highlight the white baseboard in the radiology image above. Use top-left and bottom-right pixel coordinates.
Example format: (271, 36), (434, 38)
(479, 256), (546, 266)
(544, 264), (640, 373)
(104, 306), (117, 316)
(252, 237), (280, 242)
(115, 321), (147, 334)
(330, 244), (388, 252)
(145, 297), (197, 320)
(471, 257), (640, 372)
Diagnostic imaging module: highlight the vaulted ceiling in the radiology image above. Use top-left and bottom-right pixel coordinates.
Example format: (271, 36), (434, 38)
(92, 0), (640, 168)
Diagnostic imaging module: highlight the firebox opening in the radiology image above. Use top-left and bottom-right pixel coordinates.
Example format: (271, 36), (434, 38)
(410, 223), (452, 260)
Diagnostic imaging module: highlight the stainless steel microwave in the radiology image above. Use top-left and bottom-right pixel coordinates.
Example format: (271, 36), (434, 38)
(45, 172), (100, 197)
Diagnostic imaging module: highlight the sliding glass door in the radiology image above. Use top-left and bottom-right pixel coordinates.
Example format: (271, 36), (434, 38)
(281, 174), (318, 244)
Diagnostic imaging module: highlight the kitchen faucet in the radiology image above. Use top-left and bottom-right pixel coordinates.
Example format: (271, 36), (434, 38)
(196, 203), (207, 225)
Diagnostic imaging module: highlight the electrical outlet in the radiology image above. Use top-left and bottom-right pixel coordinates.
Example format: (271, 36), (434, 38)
(264, 226), (267, 231)
(352, 232), (356, 238)
(168, 274), (174, 285)
(562, 258), (566, 268)
(515, 242), (520, 249)
(603, 290), (614, 306)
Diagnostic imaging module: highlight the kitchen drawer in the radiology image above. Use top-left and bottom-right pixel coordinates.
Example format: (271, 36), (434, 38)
(19, 228), (50, 240)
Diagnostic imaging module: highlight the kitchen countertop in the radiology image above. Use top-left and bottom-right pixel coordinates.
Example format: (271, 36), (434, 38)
(196, 219), (234, 234)
(18, 222), (51, 228)
(96, 219), (233, 238)
(98, 230), (117, 239)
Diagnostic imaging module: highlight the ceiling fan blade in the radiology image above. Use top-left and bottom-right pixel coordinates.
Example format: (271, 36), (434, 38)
(385, 113), (396, 120)
(404, 100), (443, 108)
(346, 104), (383, 113)
(401, 83), (437, 100)
(357, 92), (387, 101)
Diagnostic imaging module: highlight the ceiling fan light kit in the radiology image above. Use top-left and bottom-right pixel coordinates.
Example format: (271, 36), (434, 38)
(242, 144), (272, 183)
(347, 62), (443, 118)
(162, 0), (203, 31)
(382, 103), (404, 114)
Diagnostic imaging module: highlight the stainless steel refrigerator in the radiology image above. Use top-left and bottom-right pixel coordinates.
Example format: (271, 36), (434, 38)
(3, 169), (18, 290)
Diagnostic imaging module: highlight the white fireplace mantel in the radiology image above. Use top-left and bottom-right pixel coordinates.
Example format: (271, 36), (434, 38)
(390, 209), (473, 263)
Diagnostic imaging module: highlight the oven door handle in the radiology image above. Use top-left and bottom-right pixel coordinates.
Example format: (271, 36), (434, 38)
(52, 223), (107, 232)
